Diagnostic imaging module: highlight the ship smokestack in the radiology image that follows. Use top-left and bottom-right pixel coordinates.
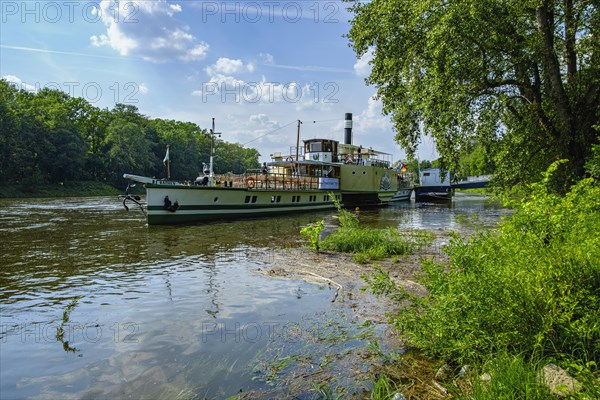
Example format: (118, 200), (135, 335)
(344, 113), (353, 145)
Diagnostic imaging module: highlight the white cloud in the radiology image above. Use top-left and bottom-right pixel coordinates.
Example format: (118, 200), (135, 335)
(138, 83), (149, 94)
(259, 53), (274, 64)
(2, 75), (37, 92)
(200, 59), (302, 104)
(354, 48), (374, 77)
(333, 95), (390, 136)
(354, 95), (390, 131)
(206, 58), (245, 75)
(90, 0), (209, 62)
(227, 114), (285, 147)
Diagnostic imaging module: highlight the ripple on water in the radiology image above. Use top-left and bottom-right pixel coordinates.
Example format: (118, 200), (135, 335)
(0, 195), (510, 399)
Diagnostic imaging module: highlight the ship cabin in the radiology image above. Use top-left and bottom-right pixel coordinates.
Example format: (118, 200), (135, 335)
(304, 138), (338, 163)
(249, 138), (396, 195)
(256, 138), (341, 191)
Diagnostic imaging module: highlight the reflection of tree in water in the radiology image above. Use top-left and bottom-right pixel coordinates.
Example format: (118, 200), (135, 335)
(204, 258), (221, 319)
(56, 297), (81, 353)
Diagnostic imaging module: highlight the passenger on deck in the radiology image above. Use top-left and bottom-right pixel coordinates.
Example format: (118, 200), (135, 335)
(261, 162), (268, 174)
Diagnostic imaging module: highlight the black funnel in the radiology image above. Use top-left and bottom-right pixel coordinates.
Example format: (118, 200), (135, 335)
(344, 113), (353, 145)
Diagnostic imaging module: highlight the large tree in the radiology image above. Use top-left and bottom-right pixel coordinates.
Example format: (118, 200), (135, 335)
(347, 0), (599, 191)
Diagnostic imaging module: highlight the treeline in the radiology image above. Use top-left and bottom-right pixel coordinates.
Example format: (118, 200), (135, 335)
(0, 79), (260, 192)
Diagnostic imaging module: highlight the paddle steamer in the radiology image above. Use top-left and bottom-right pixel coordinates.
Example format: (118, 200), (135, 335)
(123, 114), (402, 224)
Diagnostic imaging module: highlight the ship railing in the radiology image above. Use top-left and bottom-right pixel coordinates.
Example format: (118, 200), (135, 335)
(218, 171), (324, 191)
(211, 171), (335, 191)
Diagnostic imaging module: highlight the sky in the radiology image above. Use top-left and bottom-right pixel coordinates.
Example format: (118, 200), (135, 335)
(0, 0), (438, 164)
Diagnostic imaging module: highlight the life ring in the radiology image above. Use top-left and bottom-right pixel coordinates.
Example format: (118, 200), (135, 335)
(345, 153), (354, 164)
(246, 176), (256, 188)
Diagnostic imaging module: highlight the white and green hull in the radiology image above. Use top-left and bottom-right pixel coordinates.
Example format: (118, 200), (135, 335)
(145, 185), (340, 224)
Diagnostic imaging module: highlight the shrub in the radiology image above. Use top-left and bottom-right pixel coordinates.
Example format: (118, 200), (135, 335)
(364, 162), (600, 369)
(300, 220), (324, 252)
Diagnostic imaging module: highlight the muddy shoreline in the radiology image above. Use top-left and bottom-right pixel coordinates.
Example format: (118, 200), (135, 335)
(239, 229), (454, 398)
(254, 228), (451, 324)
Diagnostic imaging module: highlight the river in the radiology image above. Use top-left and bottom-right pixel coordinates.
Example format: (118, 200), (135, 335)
(0, 194), (510, 399)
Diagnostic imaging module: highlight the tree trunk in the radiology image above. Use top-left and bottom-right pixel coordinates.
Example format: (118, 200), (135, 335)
(536, 5), (574, 135)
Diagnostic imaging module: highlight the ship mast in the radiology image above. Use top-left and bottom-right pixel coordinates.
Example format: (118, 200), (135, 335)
(295, 119), (302, 179)
(209, 118), (221, 183)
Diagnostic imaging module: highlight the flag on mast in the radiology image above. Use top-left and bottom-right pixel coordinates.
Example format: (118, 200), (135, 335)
(163, 145), (170, 165)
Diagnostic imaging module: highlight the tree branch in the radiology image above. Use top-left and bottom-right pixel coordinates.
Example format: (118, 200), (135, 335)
(564, 0), (578, 86)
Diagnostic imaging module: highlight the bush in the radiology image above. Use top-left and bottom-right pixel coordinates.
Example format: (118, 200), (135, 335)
(364, 162), (600, 369)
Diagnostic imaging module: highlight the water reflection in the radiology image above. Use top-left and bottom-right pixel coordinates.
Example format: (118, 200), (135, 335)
(360, 193), (510, 232)
(0, 195), (509, 399)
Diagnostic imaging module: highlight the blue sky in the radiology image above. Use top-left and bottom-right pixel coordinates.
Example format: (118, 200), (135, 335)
(0, 0), (437, 163)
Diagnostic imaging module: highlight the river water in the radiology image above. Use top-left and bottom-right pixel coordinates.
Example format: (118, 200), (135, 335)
(0, 194), (509, 399)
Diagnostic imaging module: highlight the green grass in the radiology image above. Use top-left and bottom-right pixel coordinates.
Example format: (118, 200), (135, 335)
(468, 353), (551, 400)
(301, 195), (433, 263)
(321, 226), (418, 262)
(363, 163), (600, 398)
(370, 374), (400, 400)
(0, 181), (121, 198)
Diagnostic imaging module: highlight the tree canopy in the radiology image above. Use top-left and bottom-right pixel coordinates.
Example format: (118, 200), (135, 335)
(347, 0), (599, 192)
(0, 79), (260, 191)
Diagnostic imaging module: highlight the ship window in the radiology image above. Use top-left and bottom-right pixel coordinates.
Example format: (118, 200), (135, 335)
(310, 142), (322, 152)
(352, 171), (356, 175)
(271, 196), (276, 203)
(324, 195), (329, 201)
(424, 172), (430, 176)
(244, 196), (251, 203)
(277, 196), (281, 203)
(297, 196), (301, 202)
(251, 196), (257, 203)
(362, 171), (367, 175)
(214, 197), (219, 203)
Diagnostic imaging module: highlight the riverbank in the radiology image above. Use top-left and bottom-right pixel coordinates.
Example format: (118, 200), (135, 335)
(254, 230), (449, 324)
(243, 230), (452, 399)
(252, 174), (600, 399)
(0, 181), (121, 198)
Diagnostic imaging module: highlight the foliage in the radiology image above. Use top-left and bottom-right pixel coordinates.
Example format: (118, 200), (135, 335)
(0, 79), (261, 192)
(363, 163), (600, 374)
(346, 0), (600, 192)
(0, 181), (120, 198)
(321, 197), (432, 262)
(456, 141), (495, 178)
(300, 220), (324, 252)
(332, 194), (359, 229)
(585, 133), (600, 179)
